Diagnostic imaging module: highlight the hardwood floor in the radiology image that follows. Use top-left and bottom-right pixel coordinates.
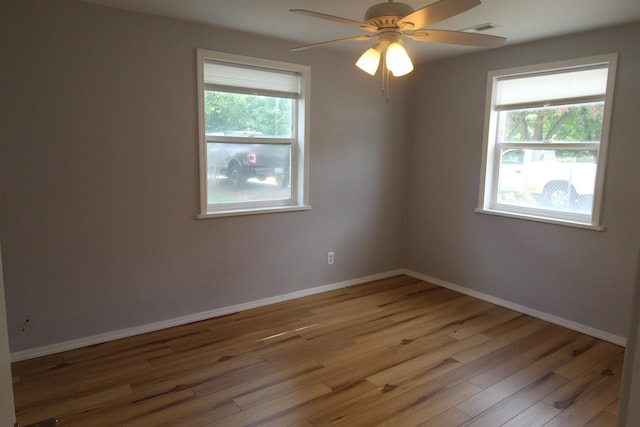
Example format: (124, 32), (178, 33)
(12, 275), (624, 426)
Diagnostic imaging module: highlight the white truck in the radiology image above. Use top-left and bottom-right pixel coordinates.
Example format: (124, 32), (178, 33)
(498, 148), (597, 209)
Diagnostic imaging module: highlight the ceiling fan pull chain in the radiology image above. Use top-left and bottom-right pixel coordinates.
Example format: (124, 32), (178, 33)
(385, 71), (391, 103)
(381, 56), (387, 96)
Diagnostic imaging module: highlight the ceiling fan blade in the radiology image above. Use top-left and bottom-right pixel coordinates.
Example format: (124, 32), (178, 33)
(290, 9), (378, 33)
(404, 29), (506, 47)
(289, 35), (374, 52)
(398, 0), (481, 30)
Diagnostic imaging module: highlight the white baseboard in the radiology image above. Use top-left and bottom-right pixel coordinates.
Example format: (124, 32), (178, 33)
(401, 269), (627, 347)
(11, 268), (625, 361)
(10, 269), (405, 362)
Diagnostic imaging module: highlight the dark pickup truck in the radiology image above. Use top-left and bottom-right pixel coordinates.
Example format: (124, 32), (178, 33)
(207, 132), (290, 188)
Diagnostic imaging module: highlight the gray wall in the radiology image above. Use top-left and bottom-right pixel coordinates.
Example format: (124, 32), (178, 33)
(0, 0), (410, 352)
(405, 23), (640, 339)
(0, 245), (15, 425)
(1, 0), (638, 355)
(619, 249), (640, 425)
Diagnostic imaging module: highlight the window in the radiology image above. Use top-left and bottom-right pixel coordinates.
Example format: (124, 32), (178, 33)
(477, 54), (617, 229)
(196, 49), (310, 217)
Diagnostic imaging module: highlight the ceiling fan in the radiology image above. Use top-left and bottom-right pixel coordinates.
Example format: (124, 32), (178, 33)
(289, 0), (506, 77)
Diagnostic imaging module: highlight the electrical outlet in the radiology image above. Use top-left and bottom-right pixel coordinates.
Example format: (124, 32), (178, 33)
(327, 251), (335, 265)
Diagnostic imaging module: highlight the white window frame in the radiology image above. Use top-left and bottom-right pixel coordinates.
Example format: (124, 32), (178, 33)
(477, 54), (618, 230)
(195, 49), (311, 218)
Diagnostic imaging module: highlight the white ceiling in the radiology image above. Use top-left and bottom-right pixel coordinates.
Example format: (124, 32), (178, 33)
(83, 0), (640, 62)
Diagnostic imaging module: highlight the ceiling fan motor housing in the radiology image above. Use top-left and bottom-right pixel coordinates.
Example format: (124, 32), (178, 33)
(364, 1), (414, 28)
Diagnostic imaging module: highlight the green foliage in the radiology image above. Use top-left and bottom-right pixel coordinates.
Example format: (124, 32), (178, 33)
(204, 91), (293, 137)
(502, 102), (604, 143)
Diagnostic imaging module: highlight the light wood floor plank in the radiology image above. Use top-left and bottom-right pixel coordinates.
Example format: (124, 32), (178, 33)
(374, 381), (481, 426)
(456, 348), (572, 417)
(462, 372), (568, 427)
(452, 317), (548, 364)
(466, 328), (580, 389)
(205, 382), (332, 427)
(500, 401), (561, 427)
(309, 362), (464, 425)
(11, 275), (624, 427)
(366, 334), (490, 387)
(543, 370), (622, 427)
(543, 351), (625, 412)
(554, 340), (623, 379)
(604, 399), (619, 416)
(59, 389), (197, 427)
(437, 324), (567, 390)
(328, 380), (447, 426)
(192, 359), (323, 400)
(18, 384), (133, 426)
(248, 379), (378, 427)
(416, 407), (471, 427)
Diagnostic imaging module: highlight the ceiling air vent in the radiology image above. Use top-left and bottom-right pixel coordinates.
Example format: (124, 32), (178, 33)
(462, 23), (498, 32)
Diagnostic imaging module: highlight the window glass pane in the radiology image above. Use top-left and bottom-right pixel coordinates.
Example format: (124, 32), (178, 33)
(206, 142), (291, 205)
(496, 147), (597, 214)
(479, 55), (616, 227)
(204, 91), (293, 139)
(197, 49), (309, 217)
(498, 102), (604, 143)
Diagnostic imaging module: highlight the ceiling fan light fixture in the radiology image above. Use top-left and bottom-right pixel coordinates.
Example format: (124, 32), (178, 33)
(290, 0), (505, 84)
(385, 41), (414, 77)
(356, 45), (381, 76)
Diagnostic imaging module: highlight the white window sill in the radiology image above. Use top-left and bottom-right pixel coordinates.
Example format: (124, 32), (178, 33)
(475, 208), (604, 231)
(197, 205), (311, 219)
